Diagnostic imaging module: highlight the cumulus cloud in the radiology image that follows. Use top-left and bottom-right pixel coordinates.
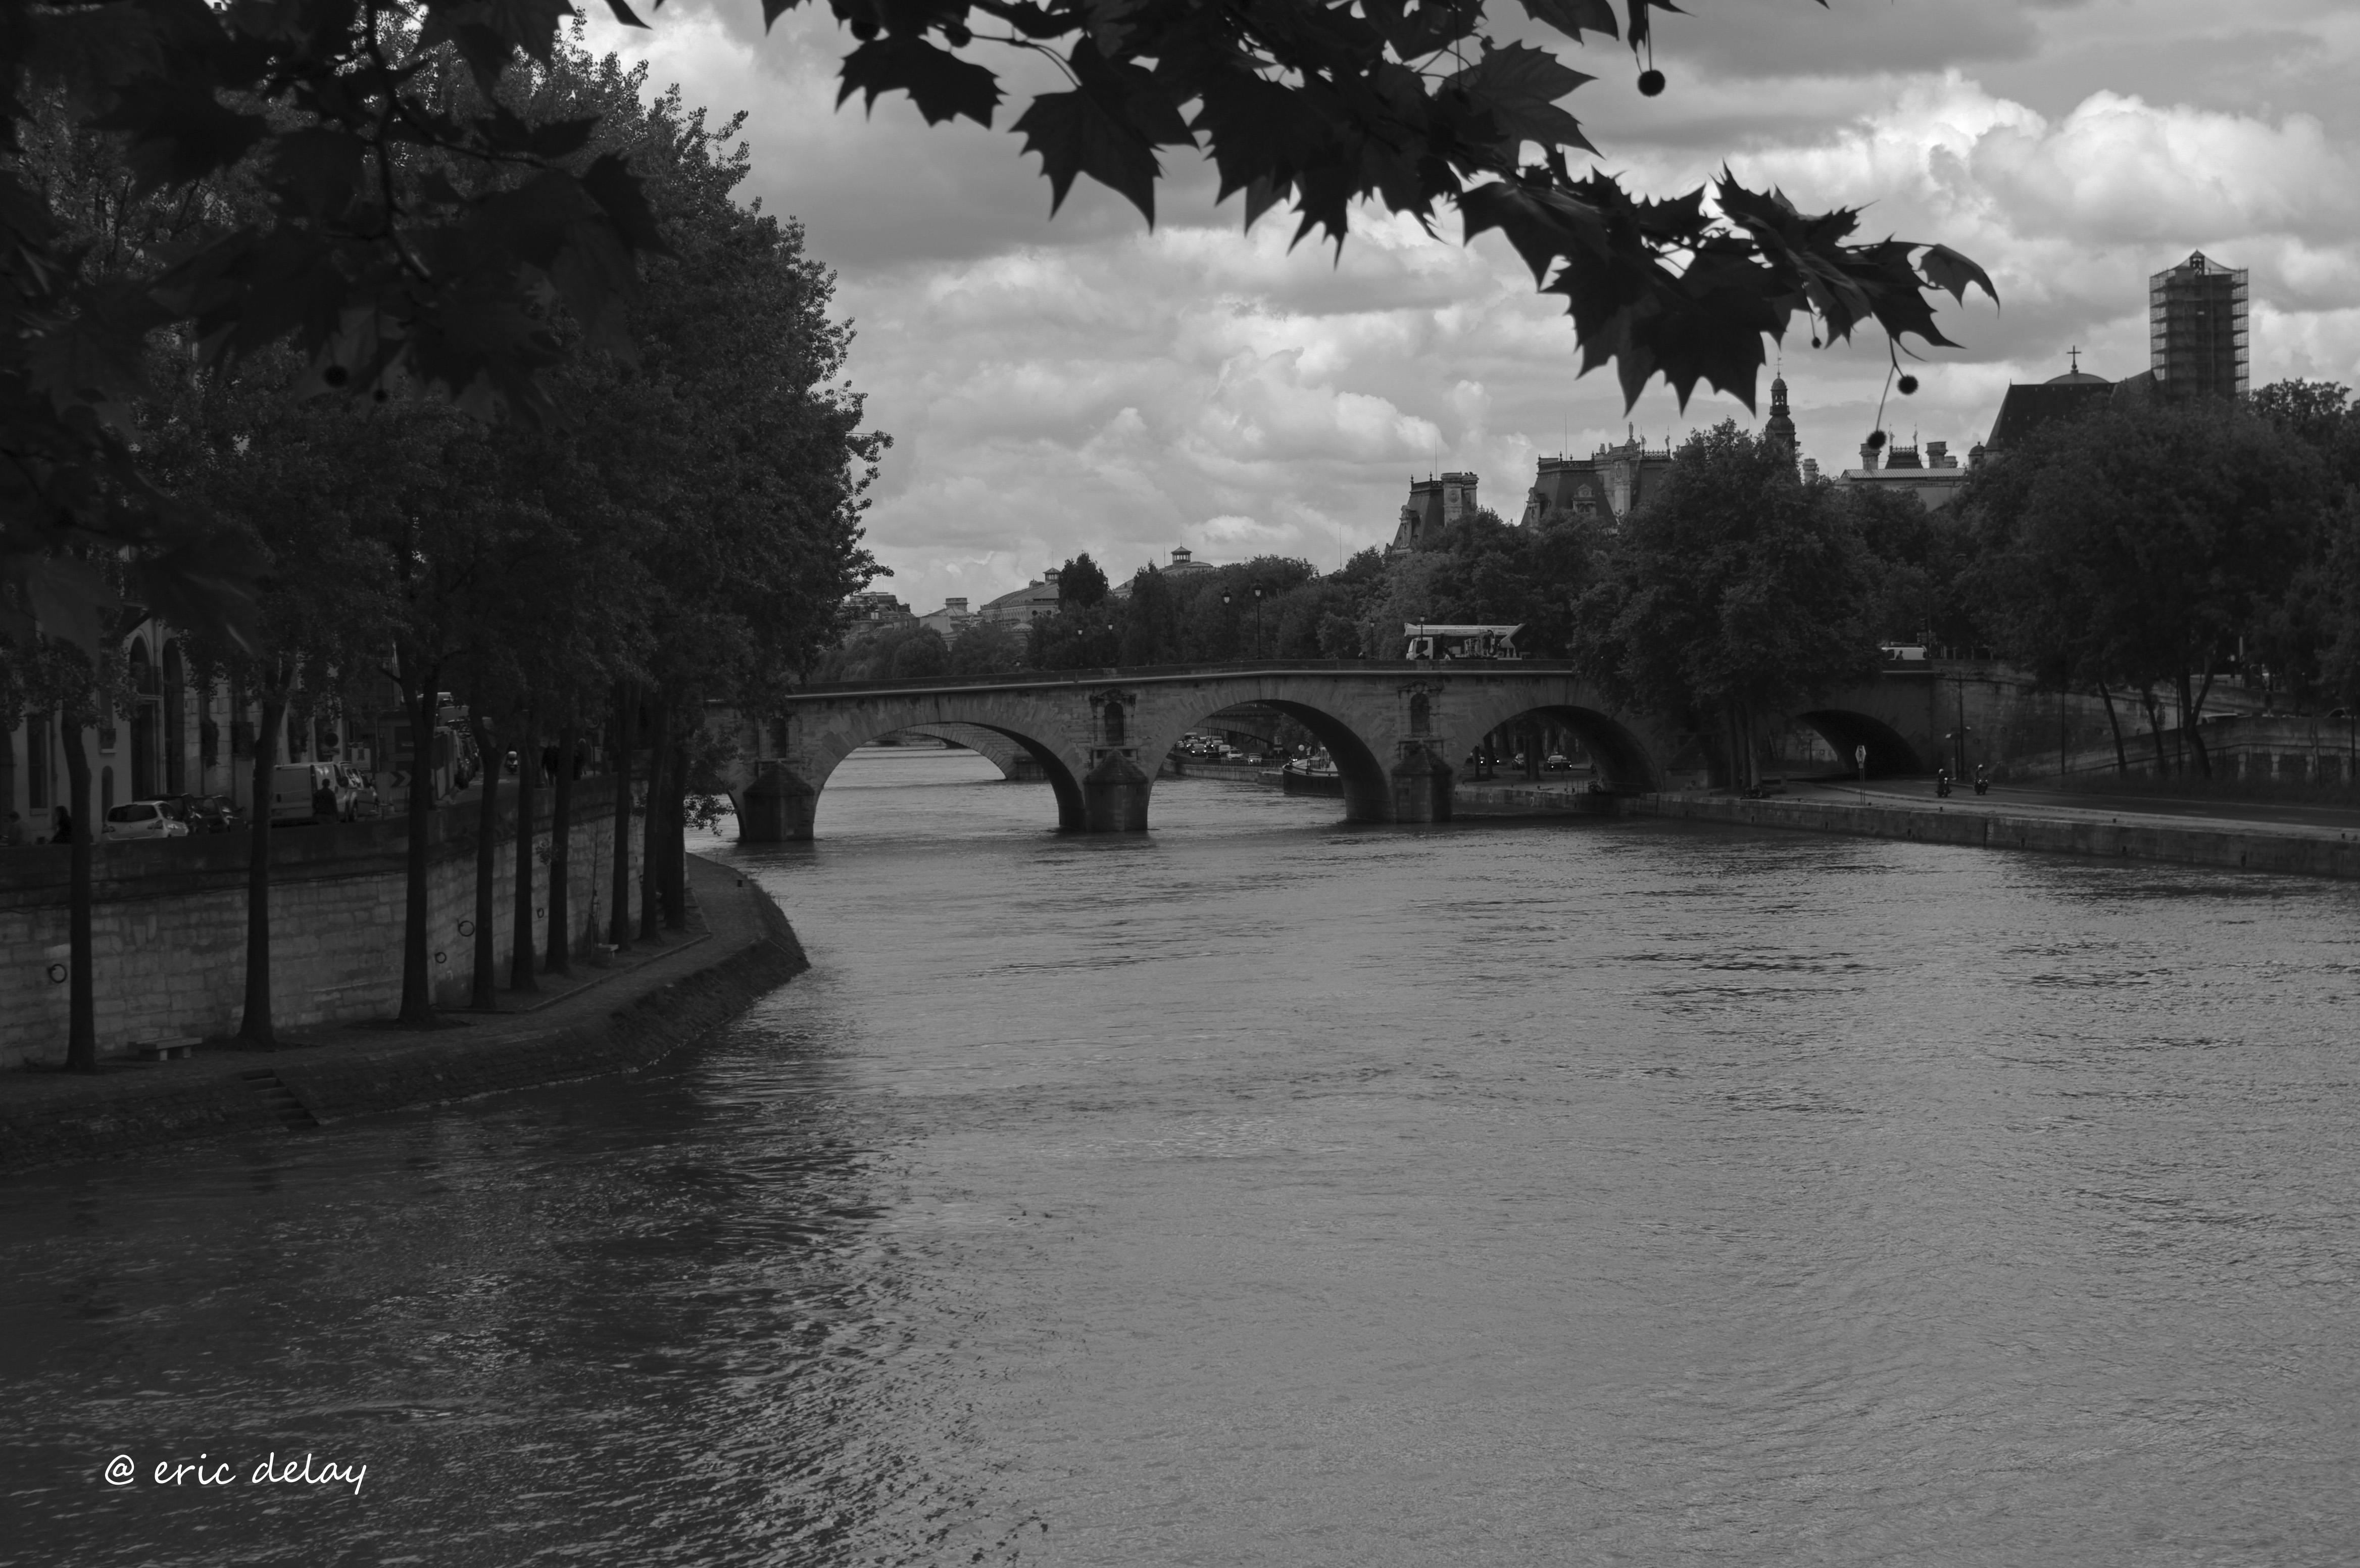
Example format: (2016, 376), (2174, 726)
(582, 2), (2360, 617)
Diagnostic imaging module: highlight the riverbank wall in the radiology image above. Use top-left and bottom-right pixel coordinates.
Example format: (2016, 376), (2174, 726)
(0, 778), (642, 1069)
(1635, 792), (2360, 880)
(0, 856), (805, 1173)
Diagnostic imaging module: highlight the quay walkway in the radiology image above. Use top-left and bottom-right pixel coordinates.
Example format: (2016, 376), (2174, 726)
(0, 855), (807, 1173)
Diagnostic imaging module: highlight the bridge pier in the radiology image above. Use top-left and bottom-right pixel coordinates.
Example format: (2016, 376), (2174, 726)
(739, 763), (817, 842)
(1389, 745), (1454, 824)
(1083, 750), (1152, 832)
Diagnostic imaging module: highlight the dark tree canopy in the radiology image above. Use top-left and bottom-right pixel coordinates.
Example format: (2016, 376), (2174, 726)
(5, 0), (1993, 653)
(1058, 552), (1110, 608)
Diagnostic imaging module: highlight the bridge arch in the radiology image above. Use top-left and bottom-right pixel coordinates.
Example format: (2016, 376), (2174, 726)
(888, 723), (1041, 780)
(737, 699), (1090, 837)
(1792, 709), (1927, 777)
(1135, 696), (1393, 822)
(1446, 695), (1665, 794)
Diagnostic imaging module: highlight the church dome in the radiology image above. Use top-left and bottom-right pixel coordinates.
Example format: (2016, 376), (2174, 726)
(2044, 370), (2108, 385)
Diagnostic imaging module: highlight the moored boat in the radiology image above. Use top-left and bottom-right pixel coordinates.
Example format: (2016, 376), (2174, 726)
(1281, 754), (1344, 797)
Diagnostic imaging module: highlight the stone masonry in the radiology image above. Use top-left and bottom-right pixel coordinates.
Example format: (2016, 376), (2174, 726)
(0, 777), (644, 1068)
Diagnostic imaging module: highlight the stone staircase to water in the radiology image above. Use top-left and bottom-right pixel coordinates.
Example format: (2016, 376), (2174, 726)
(239, 1069), (319, 1131)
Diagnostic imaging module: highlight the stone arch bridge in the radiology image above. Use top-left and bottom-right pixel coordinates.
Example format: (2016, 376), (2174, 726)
(710, 660), (1955, 839)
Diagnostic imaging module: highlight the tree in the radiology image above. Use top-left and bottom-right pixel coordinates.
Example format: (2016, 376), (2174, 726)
(1353, 510), (1601, 658)
(148, 352), (402, 1044)
(1971, 398), (2333, 777)
(1058, 554), (1109, 609)
(0, 637), (125, 1069)
(1574, 420), (1879, 789)
(2249, 381), (2360, 711)
(7, 1), (1992, 661)
(1029, 604), (1121, 669)
(947, 617), (1026, 675)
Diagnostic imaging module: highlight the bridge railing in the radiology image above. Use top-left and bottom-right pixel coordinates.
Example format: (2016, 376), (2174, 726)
(766, 657), (1990, 700)
(775, 658), (1608, 698)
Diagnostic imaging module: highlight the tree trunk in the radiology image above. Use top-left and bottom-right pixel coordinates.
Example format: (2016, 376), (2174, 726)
(2141, 687), (2172, 776)
(640, 691), (667, 943)
(510, 707), (539, 993)
(2097, 683), (2131, 776)
(59, 721), (96, 1072)
(396, 660), (438, 1027)
(240, 693), (288, 1045)
(468, 712), (501, 1010)
(545, 723), (577, 976)
(663, 738), (688, 931)
(610, 682), (634, 952)
(2180, 666), (2214, 779)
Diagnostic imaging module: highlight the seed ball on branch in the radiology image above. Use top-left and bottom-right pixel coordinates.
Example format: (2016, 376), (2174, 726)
(1637, 69), (1665, 96)
(1897, 374), (1920, 395)
(1865, 429), (1887, 451)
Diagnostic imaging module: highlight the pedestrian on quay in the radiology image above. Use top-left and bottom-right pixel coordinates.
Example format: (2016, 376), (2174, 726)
(53, 804), (72, 843)
(312, 776), (338, 824)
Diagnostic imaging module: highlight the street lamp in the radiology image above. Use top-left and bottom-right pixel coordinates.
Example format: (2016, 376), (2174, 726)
(1252, 585), (1264, 660)
(1222, 591), (1234, 664)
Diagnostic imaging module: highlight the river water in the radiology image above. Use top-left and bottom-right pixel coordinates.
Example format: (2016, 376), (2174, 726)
(5, 748), (2359, 1566)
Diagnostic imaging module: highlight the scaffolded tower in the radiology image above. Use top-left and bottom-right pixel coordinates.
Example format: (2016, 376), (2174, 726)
(2148, 251), (2248, 400)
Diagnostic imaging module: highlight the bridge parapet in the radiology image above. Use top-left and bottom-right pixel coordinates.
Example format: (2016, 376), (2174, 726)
(711, 659), (2032, 838)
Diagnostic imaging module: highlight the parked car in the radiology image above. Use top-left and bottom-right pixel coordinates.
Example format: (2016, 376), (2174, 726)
(103, 800), (191, 840)
(175, 794), (242, 832)
(1544, 753), (1571, 771)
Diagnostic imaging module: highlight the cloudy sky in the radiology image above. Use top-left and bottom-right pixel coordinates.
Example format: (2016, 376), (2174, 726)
(582, 0), (2360, 616)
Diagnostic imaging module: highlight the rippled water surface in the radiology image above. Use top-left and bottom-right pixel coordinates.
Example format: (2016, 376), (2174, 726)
(6, 748), (2360, 1566)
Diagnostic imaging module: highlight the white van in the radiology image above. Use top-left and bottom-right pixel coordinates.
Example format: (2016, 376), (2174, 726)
(271, 762), (342, 825)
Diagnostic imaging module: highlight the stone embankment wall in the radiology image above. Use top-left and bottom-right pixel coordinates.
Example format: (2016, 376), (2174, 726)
(2050, 712), (2360, 787)
(0, 868), (809, 1172)
(0, 778), (643, 1067)
(1639, 793), (2360, 880)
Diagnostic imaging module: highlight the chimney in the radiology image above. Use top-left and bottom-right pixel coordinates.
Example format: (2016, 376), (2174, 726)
(1927, 440), (1951, 468)
(946, 597), (967, 613)
(1858, 440), (1882, 471)
(1801, 457), (1820, 483)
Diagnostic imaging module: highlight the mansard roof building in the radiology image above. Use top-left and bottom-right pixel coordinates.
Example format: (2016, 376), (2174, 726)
(1389, 471), (1480, 550)
(1516, 434), (1674, 528)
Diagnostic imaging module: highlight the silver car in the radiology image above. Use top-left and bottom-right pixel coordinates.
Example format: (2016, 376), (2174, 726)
(103, 800), (191, 840)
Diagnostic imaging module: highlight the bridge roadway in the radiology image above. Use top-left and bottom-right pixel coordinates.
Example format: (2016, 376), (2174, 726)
(713, 659), (1950, 839)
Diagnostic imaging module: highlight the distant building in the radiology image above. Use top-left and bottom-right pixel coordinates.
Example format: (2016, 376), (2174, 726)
(2149, 250), (2249, 401)
(1838, 436), (1970, 510)
(1108, 546), (1216, 599)
(979, 570), (1062, 627)
(844, 591), (912, 628)
(1391, 471), (1479, 550)
(1980, 346), (2163, 457)
(1161, 545), (1214, 580)
(916, 597), (974, 640)
(1518, 433), (1673, 528)
(1761, 373), (1798, 464)
(1974, 250), (2246, 461)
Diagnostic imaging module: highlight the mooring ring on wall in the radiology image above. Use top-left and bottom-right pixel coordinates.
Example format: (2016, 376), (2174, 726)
(457, 920), (474, 937)
(434, 951), (447, 964)
(46, 963), (68, 985)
